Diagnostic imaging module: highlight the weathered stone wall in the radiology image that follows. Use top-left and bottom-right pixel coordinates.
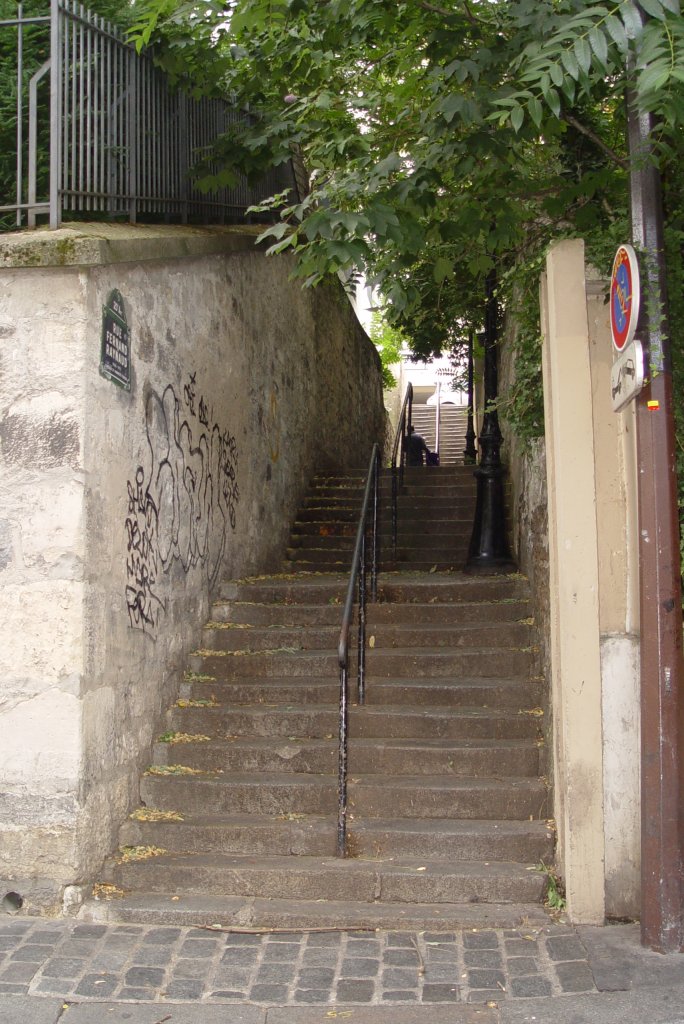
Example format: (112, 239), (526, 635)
(0, 224), (385, 912)
(498, 321), (552, 782)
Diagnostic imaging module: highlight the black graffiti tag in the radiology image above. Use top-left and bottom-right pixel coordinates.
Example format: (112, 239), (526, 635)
(125, 374), (239, 637)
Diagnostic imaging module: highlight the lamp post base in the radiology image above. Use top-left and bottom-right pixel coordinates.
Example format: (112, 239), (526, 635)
(465, 462), (515, 574)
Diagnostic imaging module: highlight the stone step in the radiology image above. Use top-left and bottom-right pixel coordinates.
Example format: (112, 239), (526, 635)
(303, 486), (477, 499)
(200, 621), (533, 652)
(151, 735), (541, 776)
(178, 676), (541, 709)
(287, 558), (475, 573)
(289, 529), (473, 547)
(120, 813), (553, 862)
(210, 599), (531, 626)
(167, 704), (540, 740)
(105, 853), (547, 905)
(141, 771), (545, 820)
(287, 540), (472, 560)
(80, 892), (550, 931)
(190, 647), (535, 680)
(311, 465), (475, 479)
(220, 573), (529, 605)
(292, 518), (474, 535)
(301, 496), (477, 513)
(294, 507), (474, 523)
(349, 774), (548, 820)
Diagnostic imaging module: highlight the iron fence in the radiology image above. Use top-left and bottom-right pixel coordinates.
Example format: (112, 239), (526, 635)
(1, 0), (303, 229)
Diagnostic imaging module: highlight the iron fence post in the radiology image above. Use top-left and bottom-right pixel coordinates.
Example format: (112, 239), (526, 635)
(127, 46), (137, 223)
(48, 0), (61, 227)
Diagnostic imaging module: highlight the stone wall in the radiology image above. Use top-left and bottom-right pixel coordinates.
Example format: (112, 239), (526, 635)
(498, 319), (552, 782)
(0, 224), (385, 913)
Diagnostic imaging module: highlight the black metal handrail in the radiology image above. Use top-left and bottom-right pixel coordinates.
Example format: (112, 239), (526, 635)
(336, 443), (380, 858)
(391, 382), (413, 556)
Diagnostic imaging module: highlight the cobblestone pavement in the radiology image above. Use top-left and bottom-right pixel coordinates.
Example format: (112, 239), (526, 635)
(0, 918), (598, 1006)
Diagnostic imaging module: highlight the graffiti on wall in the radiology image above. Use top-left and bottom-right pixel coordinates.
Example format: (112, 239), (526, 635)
(125, 373), (240, 637)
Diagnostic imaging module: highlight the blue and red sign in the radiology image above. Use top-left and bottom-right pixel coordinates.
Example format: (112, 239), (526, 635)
(610, 244), (640, 352)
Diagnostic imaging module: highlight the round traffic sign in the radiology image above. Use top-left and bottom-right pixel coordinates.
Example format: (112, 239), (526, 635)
(610, 244), (640, 352)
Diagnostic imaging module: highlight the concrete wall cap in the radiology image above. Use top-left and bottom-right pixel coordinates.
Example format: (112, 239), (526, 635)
(0, 223), (265, 269)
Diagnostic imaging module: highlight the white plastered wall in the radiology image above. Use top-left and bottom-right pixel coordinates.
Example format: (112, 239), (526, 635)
(541, 239), (640, 921)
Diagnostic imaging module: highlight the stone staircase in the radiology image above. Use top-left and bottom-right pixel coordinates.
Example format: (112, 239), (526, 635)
(411, 405), (469, 466)
(84, 466), (552, 930)
(287, 466), (476, 572)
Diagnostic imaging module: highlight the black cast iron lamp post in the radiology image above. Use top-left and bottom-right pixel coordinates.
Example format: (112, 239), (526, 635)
(465, 269), (515, 573)
(463, 329), (478, 465)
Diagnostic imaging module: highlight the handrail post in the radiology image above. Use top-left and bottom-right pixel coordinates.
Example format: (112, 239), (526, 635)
(391, 465), (398, 558)
(358, 532), (367, 705)
(371, 449), (379, 601)
(336, 442), (380, 856)
(336, 665), (349, 857)
(390, 382), (413, 561)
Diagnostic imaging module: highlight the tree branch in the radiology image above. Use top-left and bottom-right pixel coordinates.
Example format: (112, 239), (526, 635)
(418, 1), (477, 23)
(561, 112), (628, 170)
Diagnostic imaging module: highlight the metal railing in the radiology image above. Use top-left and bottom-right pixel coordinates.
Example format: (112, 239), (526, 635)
(1, 0), (302, 229)
(391, 383), (413, 556)
(336, 444), (380, 858)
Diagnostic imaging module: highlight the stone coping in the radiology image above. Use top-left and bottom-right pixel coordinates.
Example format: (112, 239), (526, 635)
(0, 222), (265, 270)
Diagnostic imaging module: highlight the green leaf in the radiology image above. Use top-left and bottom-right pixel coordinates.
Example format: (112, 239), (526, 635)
(545, 87), (562, 118)
(549, 63), (564, 88)
(588, 27), (609, 64)
(604, 15), (629, 52)
(440, 93), (464, 123)
(528, 96), (543, 127)
(573, 36), (592, 75)
(433, 256), (453, 283)
(257, 221), (291, 243)
(638, 0), (666, 19)
(621, 2), (645, 38)
(373, 152), (402, 178)
(561, 47), (580, 80)
(636, 62), (671, 95)
(511, 104), (524, 132)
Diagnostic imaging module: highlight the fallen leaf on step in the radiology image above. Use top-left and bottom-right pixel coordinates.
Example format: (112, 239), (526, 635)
(416, 866), (426, 871)
(369, 635), (375, 648)
(429, 565), (437, 573)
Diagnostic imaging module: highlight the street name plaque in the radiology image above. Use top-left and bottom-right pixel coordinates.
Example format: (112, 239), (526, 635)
(100, 289), (131, 391)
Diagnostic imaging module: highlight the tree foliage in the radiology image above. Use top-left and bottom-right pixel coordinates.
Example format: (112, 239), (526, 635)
(369, 311), (407, 391)
(130, 1), (682, 344)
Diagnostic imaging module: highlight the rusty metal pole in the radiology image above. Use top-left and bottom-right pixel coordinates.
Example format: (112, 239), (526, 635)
(627, 18), (684, 950)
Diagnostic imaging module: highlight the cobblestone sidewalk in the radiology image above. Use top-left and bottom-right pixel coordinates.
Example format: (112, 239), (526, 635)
(0, 918), (597, 1006)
